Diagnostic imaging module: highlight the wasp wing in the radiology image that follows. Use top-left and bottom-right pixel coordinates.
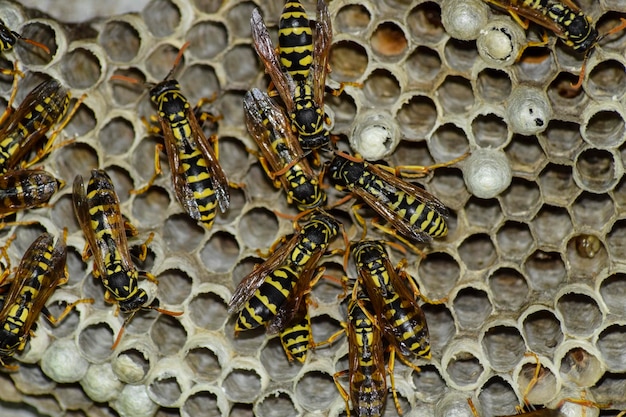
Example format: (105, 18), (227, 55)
(482, 0), (567, 37)
(312, 0), (332, 109)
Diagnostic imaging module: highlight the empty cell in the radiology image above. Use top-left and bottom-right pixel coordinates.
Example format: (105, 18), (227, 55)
(255, 392), (298, 417)
(556, 292), (603, 337)
(182, 390), (222, 417)
(452, 287), (492, 329)
(259, 337), (300, 381)
(99, 117), (135, 156)
(431, 168), (470, 211)
(412, 364), (446, 402)
(430, 124), (471, 162)
(464, 197), (503, 230)
(600, 273), (626, 316)
(143, 0), (181, 37)
(481, 324), (525, 372)
(587, 60), (626, 99)
(458, 234), (497, 271)
(547, 72), (587, 109)
(110, 68), (146, 106)
(406, 46), (442, 85)
(294, 371), (336, 412)
(224, 319), (265, 356)
(531, 205), (572, 248)
(185, 347), (221, 382)
(226, 2), (256, 39)
(54, 143), (99, 182)
(496, 221), (534, 260)
(540, 120), (584, 161)
(505, 134), (547, 176)
(583, 109), (626, 149)
(538, 164), (580, 207)
(335, 4), (371, 33)
(232, 256), (263, 288)
(217, 138), (249, 180)
(515, 357), (559, 405)
(201, 232), (240, 273)
(363, 68), (401, 106)
(104, 166), (134, 203)
(16, 22), (57, 66)
(188, 292), (228, 331)
(54, 385), (92, 411)
(423, 304), (456, 355)
(215, 186), (245, 226)
(78, 322), (115, 363)
(64, 100), (96, 137)
(607, 220), (626, 262)
(187, 20), (228, 60)
(389, 140), (434, 168)
(524, 250), (567, 294)
(437, 75), (474, 115)
(444, 39), (478, 73)
(566, 235), (608, 278)
(156, 269), (192, 305)
(219, 90), (246, 126)
(237, 208), (279, 249)
(223, 367), (262, 403)
(396, 95), (438, 139)
(444, 349), (485, 389)
(179, 64), (221, 106)
(408, 2), (445, 43)
(587, 371), (626, 406)
(476, 68), (512, 103)
(325, 89), (357, 129)
(574, 148), (619, 194)
(596, 324), (626, 372)
(477, 376), (518, 417)
(516, 46), (556, 85)
(499, 177), (541, 219)
(472, 113), (509, 148)
(557, 345), (605, 387)
(150, 314), (187, 356)
(521, 309), (564, 356)
(146, 43), (185, 81)
(149, 376), (182, 407)
(311, 315), (343, 356)
(132, 186), (171, 226)
(329, 40), (368, 82)
(418, 252), (460, 300)
(99, 20), (141, 62)
(370, 21), (408, 60)
(223, 45), (260, 84)
(61, 48), (103, 89)
(113, 348), (151, 384)
(42, 298), (82, 339)
(163, 214), (205, 252)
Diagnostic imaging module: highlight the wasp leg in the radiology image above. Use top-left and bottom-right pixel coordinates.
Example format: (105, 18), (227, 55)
(130, 143), (164, 195)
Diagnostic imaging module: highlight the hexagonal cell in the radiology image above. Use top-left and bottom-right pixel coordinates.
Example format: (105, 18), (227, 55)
(583, 109), (626, 150)
(472, 113), (509, 148)
(182, 389), (223, 417)
(370, 21), (408, 60)
(132, 186), (171, 227)
(524, 250), (567, 295)
(437, 75), (474, 115)
(574, 148), (619, 194)
(156, 269), (192, 305)
(99, 20), (141, 62)
(200, 232), (240, 273)
(417, 252), (460, 300)
(406, 46), (442, 85)
(488, 268), (530, 312)
(412, 364), (446, 403)
(566, 234), (607, 278)
(464, 197), (502, 231)
(422, 303), (456, 355)
(11, 363), (55, 395)
(150, 314), (187, 356)
(78, 322), (115, 363)
(65, 100), (97, 137)
(531, 205), (572, 248)
(477, 376), (518, 417)
(475, 68), (512, 103)
(259, 338), (300, 382)
(113, 348), (151, 384)
(310, 315), (343, 357)
(60, 48), (103, 89)
(54, 143), (99, 183)
(505, 134), (547, 176)
(179, 64), (221, 106)
(557, 345), (604, 387)
(222, 367), (262, 403)
(607, 220), (626, 262)
(16, 22), (57, 66)
(443, 348), (486, 389)
(110, 68), (147, 106)
(389, 140), (434, 168)
(515, 46), (555, 85)
(363, 68), (401, 106)
(237, 208), (279, 250)
(329, 40), (368, 82)
(587, 60), (626, 100)
(149, 375), (182, 407)
(443, 39), (478, 73)
(226, 1), (257, 39)
(335, 4), (371, 33)
(599, 273), (626, 316)
(538, 164), (580, 207)
(188, 291), (228, 331)
(429, 167), (469, 212)
(407, 2), (445, 44)
(294, 370), (337, 413)
(458, 234), (497, 271)
(521, 309), (564, 356)
(429, 123), (471, 162)
(187, 20), (228, 60)
(481, 324), (525, 372)
(396, 94), (438, 139)
(143, 0), (181, 37)
(496, 221), (533, 260)
(499, 177), (541, 219)
(145, 43), (185, 81)
(556, 292), (603, 338)
(255, 391), (298, 417)
(98, 116), (135, 156)
(218, 90), (247, 127)
(515, 356), (559, 405)
(162, 214), (205, 252)
(541, 120), (584, 161)
(596, 324), (626, 372)
(590, 372), (626, 408)
(223, 44), (260, 85)
(185, 346), (221, 382)
(215, 137), (249, 181)
(452, 286), (492, 330)
(547, 71), (587, 109)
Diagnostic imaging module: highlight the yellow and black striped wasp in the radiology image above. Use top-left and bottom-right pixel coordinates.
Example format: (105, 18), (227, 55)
(112, 43), (230, 230)
(228, 210), (340, 334)
(0, 232), (92, 368)
(73, 169), (182, 349)
(251, 0), (333, 150)
(482, 0), (626, 87)
(0, 169), (63, 220)
(328, 152), (462, 250)
(0, 19), (50, 60)
(0, 78), (82, 173)
(279, 298), (312, 363)
(244, 87), (326, 212)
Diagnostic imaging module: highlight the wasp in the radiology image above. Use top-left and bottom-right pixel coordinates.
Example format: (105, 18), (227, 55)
(228, 210), (340, 334)
(279, 297), (312, 363)
(112, 43), (230, 230)
(73, 169), (182, 349)
(0, 169), (63, 219)
(352, 240), (431, 361)
(0, 78), (83, 173)
(0, 20), (50, 58)
(251, 0), (334, 150)
(0, 232), (91, 368)
(328, 152), (458, 248)
(244, 87), (326, 212)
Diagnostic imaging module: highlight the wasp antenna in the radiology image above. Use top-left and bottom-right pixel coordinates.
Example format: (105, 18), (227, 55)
(153, 306), (183, 317)
(163, 41), (191, 81)
(20, 37), (51, 55)
(110, 74), (143, 85)
(111, 310), (137, 350)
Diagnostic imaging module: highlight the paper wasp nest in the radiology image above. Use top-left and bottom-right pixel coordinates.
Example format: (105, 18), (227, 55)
(0, 0), (625, 416)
